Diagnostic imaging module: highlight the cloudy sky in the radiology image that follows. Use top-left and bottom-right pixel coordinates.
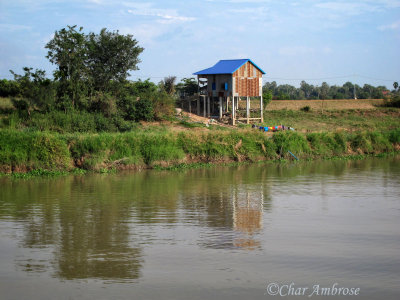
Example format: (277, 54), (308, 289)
(1, 0), (399, 87)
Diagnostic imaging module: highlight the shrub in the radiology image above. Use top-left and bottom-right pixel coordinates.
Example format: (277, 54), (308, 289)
(134, 98), (154, 122)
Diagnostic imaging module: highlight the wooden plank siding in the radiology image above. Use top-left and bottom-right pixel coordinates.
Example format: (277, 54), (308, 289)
(232, 61), (262, 97)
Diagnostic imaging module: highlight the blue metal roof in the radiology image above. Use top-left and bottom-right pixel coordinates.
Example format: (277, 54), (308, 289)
(193, 59), (266, 75)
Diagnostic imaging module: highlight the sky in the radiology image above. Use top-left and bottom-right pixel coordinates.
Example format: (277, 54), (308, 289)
(0, 0), (399, 88)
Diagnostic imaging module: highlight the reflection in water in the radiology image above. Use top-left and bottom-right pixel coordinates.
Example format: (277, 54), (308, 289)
(0, 164), (275, 280)
(0, 156), (399, 299)
(233, 190), (263, 250)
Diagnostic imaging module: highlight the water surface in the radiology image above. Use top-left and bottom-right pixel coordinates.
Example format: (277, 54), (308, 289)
(1, 157), (399, 299)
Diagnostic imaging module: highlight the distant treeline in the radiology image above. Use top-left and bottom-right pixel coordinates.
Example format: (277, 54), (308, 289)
(262, 80), (397, 100)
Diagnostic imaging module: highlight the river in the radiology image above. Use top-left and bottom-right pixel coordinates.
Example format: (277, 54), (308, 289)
(0, 157), (399, 299)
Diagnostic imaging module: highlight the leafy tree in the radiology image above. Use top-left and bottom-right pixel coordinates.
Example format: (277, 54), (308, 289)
(86, 28), (144, 93)
(393, 82), (398, 91)
(10, 67), (55, 115)
(320, 82), (329, 99)
(0, 79), (20, 97)
(262, 90), (272, 108)
(45, 25), (88, 110)
(159, 76), (177, 95)
(300, 80), (313, 99)
(176, 77), (198, 97)
(45, 25), (144, 110)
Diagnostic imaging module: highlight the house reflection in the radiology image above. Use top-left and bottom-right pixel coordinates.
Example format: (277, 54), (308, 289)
(232, 190), (263, 250)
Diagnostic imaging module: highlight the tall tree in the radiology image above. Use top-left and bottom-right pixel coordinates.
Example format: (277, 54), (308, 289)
(86, 28), (144, 93)
(45, 25), (88, 110)
(45, 26), (144, 109)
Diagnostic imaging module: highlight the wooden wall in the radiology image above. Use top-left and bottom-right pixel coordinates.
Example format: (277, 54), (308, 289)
(232, 61), (263, 97)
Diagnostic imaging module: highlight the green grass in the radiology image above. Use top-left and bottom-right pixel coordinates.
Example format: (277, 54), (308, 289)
(1, 127), (399, 175)
(262, 108), (400, 132)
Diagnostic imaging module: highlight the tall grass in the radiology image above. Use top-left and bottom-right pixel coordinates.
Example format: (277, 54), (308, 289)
(1, 128), (399, 173)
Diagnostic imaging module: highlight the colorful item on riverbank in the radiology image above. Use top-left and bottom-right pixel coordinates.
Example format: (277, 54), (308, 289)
(252, 124), (295, 132)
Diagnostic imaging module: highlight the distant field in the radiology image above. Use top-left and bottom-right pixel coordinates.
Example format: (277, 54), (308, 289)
(266, 99), (384, 111)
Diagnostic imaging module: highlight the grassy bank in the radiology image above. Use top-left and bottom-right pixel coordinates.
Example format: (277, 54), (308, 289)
(1, 128), (399, 174)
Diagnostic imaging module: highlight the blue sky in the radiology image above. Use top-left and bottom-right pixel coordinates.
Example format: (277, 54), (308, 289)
(1, 0), (399, 87)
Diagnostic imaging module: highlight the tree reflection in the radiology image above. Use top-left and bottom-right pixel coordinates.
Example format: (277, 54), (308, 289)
(2, 158), (393, 280)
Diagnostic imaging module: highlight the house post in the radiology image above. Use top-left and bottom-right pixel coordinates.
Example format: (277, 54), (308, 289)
(246, 96), (250, 124)
(207, 96), (210, 117)
(219, 96), (223, 119)
(232, 96), (236, 125)
(203, 95), (206, 117)
(260, 95), (264, 123)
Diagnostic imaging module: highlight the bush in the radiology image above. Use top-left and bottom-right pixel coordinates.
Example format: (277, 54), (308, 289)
(134, 98), (154, 122)
(300, 105), (311, 112)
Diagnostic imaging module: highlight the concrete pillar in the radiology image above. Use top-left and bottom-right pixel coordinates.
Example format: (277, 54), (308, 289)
(246, 96), (250, 124)
(219, 97), (223, 119)
(203, 96), (206, 117)
(232, 96), (236, 125)
(207, 96), (210, 117)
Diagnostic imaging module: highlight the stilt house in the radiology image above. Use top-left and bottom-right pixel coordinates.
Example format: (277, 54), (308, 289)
(193, 59), (265, 125)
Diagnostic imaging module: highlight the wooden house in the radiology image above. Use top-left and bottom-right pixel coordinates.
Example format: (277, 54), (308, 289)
(193, 59), (265, 125)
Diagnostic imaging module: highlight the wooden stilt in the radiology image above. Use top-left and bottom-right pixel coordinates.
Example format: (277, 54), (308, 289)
(260, 95), (264, 123)
(197, 97), (200, 115)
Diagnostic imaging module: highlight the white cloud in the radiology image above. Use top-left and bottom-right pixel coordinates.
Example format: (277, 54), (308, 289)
(124, 2), (195, 24)
(87, 0), (104, 4)
(378, 20), (400, 30)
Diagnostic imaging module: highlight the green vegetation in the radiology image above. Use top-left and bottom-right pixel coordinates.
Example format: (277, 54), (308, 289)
(262, 108), (399, 132)
(0, 25), (399, 176)
(0, 26), (180, 130)
(1, 129), (399, 175)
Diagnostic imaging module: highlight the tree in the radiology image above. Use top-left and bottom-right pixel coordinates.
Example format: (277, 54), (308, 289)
(320, 82), (329, 99)
(45, 25), (88, 110)
(86, 28), (144, 93)
(176, 78), (198, 97)
(394, 82), (399, 92)
(300, 80), (313, 99)
(45, 25), (144, 110)
(10, 67), (55, 115)
(159, 76), (176, 95)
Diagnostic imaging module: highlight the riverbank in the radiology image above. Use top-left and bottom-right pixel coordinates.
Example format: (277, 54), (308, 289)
(1, 128), (399, 176)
